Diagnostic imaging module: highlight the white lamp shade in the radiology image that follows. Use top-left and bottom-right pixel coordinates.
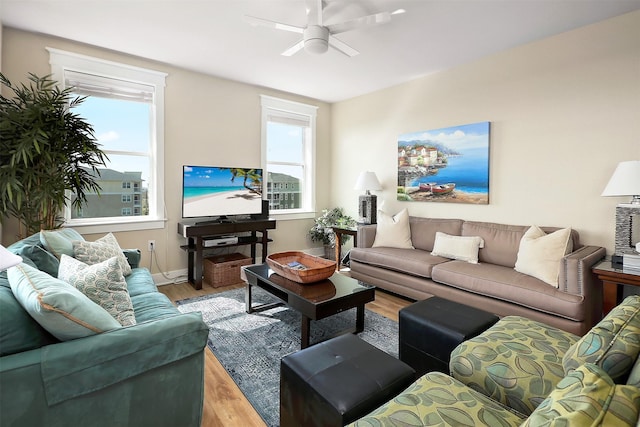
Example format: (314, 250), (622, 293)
(602, 161), (640, 197)
(0, 245), (22, 271)
(354, 171), (382, 191)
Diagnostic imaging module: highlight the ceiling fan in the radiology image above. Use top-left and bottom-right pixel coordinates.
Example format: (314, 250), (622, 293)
(244, 0), (403, 57)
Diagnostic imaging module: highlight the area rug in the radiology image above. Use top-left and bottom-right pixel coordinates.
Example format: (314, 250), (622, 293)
(176, 286), (399, 427)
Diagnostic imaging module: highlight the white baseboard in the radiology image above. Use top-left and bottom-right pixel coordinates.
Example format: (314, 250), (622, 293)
(153, 268), (188, 286)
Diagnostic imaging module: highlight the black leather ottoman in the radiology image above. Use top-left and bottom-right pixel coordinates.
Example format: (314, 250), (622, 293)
(399, 297), (499, 377)
(280, 334), (416, 427)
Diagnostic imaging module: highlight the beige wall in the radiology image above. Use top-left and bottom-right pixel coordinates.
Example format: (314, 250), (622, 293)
(1, 28), (332, 274)
(331, 10), (640, 255)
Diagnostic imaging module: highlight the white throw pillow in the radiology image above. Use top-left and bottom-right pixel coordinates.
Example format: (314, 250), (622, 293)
(515, 225), (572, 288)
(372, 208), (414, 249)
(431, 232), (485, 264)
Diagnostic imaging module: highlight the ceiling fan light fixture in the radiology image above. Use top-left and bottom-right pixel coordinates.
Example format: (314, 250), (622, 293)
(304, 25), (329, 54)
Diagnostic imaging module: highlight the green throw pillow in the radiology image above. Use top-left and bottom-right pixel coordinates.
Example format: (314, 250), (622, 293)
(58, 255), (136, 327)
(8, 263), (121, 341)
(17, 244), (60, 277)
(73, 233), (132, 276)
(523, 363), (640, 426)
(563, 295), (640, 382)
(40, 228), (85, 259)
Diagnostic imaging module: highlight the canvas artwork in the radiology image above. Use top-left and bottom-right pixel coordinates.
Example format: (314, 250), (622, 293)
(397, 122), (490, 204)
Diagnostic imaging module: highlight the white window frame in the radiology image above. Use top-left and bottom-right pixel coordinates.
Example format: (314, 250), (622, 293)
(261, 95), (317, 220)
(48, 47), (167, 233)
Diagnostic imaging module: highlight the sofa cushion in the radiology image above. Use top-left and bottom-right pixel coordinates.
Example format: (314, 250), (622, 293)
(409, 217), (463, 252)
(349, 247), (450, 279)
(131, 292), (180, 323)
(461, 221), (579, 268)
(16, 244), (60, 277)
(73, 233), (132, 276)
(431, 232), (484, 264)
(431, 261), (586, 321)
(563, 295), (640, 383)
(514, 226), (572, 288)
(126, 267), (159, 297)
(348, 371), (526, 427)
(450, 315), (580, 416)
(58, 255), (136, 327)
(40, 228), (85, 259)
(0, 285), (58, 356)
(522, 363), (640, 426)
(372, 208), (413, 249)
(8, 263), (122, 341)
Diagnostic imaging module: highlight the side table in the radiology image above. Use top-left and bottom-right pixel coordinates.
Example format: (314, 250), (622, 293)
(592, 260), (640, 315)
(331, 226), (358, 271)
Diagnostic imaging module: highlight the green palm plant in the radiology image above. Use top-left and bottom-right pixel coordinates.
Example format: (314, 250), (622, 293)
(0, 73), (107, 237)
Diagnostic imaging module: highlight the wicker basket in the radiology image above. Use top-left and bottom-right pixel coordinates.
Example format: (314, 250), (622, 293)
(266, 251), (336, 284)
(203, 253), (252, 287)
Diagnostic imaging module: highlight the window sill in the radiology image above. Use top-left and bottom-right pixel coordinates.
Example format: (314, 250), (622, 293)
(269, 211), (316, 221)
(64, 218), (167, 234)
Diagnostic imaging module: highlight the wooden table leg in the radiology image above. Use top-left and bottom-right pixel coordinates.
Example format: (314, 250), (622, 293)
(602, 280), (622, 315)
(355, 304), (365, 333)
(301, 316), (311, 349)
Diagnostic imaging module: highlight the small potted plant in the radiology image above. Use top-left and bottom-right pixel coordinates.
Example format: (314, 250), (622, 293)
(309, 207), (356, 259)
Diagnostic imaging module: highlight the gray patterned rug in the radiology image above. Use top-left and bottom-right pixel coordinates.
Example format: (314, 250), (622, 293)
(176, 286), (399, 427)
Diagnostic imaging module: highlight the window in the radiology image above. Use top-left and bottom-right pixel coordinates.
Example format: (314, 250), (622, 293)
(48, 48), (167, 233)
(261, 95), (317, 218)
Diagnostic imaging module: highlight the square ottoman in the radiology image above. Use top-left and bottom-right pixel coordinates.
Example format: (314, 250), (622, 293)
(399, 296), (499, 376)
(280, 333), (415, 427)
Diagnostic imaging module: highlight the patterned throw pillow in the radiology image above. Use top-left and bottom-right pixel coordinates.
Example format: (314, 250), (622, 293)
(522, 363), (640, 426)
(73, 233), (132, 276)
(58, 255), (136, 327)
(7, 263), (121, 341)
(563, 295), (640, 383)
(40, 228), (85, 259)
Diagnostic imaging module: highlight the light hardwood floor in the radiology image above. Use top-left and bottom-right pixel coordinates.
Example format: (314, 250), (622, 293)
(158, 277), (412, 427)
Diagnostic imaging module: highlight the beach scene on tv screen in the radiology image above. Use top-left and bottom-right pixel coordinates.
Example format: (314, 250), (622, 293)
(183, 166), (263, 218)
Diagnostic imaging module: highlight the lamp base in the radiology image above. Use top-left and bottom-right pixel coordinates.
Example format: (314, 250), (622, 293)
(614, 205), (640, 256)
(359, 194), (377, 224)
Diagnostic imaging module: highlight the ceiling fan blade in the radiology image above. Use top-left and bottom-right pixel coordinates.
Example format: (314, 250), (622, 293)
(327, 11), (391, 35)
(244, 15), (304, 34)
(329, 36), (359, 57)
(305, 0), (323, 26)
(281, 40), (305, 56)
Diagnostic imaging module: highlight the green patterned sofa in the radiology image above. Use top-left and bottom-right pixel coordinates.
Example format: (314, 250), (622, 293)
(0, 231), (209, 427)
(350, 295), (640, 426)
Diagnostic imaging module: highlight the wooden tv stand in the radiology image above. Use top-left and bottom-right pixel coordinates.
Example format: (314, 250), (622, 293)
(178, 218), (277, 290)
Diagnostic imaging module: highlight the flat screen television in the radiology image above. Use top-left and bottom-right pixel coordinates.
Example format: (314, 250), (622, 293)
(182, 165), (263, 221)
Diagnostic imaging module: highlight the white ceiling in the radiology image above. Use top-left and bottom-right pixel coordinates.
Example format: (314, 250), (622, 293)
(2, 0), (640, 103)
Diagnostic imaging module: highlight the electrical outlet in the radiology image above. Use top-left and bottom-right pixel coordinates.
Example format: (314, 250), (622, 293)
(147, 240), (155, 252)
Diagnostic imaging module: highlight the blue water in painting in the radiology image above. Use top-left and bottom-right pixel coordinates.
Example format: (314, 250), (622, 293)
(413, 147), (489, 194)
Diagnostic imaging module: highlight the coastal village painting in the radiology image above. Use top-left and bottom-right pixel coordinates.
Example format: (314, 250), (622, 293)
(397, 122), (490, 204)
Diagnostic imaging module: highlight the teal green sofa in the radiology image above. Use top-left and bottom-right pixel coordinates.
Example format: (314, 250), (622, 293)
(0, 232), (209, 427)
(350, 295), (640, 426)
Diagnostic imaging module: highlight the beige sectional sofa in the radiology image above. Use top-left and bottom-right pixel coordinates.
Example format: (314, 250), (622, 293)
(349, 217), (606, 335)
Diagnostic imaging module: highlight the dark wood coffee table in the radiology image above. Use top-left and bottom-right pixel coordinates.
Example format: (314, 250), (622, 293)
(243, 264), (375, 349)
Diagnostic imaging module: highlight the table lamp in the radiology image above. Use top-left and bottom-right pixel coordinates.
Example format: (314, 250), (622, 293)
(0, 245), (22, 271)
(601, 160), (640, 262)
(354, 171), (381, 224)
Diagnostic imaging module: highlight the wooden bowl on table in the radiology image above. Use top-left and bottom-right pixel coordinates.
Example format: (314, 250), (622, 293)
(266, 251), (336, 284)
